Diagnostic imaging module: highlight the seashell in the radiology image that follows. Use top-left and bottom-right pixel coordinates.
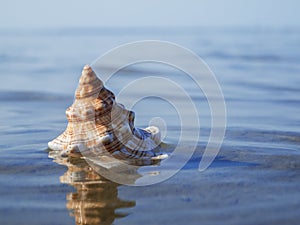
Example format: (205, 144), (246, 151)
(48, 65), (167, 164)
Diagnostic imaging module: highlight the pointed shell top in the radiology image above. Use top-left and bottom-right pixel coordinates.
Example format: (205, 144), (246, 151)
(75, 65), (103, 99)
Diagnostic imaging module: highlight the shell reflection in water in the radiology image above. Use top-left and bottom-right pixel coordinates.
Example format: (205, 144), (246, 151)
(48, 65), (167, 165)
(50, 151), (136, 225)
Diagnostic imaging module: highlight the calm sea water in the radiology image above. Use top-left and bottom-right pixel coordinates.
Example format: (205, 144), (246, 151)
(0, 27), (300, 225)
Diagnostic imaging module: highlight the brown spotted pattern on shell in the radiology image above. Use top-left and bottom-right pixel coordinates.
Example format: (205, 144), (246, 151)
(48, 65), (166, 164)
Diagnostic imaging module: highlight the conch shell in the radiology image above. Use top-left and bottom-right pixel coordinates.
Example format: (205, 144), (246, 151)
(48, 65), (166, 164)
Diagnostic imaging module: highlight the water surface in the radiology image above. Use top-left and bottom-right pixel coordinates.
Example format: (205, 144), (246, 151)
(0, 27), (300, 224)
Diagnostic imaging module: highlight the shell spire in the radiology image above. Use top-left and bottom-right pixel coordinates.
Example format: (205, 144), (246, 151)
(75, 65), (103, 99)
(48, 65), (166, 164)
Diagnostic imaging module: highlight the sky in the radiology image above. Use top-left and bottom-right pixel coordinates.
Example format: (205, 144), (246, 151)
(0, 0), (299, 28)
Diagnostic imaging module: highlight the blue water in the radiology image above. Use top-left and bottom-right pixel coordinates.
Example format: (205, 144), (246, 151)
(0, 27), (300, 224)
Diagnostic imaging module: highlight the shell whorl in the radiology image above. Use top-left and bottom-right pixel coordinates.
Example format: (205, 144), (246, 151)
(48, 65), (165, 164)
(75, 65), (104, 99)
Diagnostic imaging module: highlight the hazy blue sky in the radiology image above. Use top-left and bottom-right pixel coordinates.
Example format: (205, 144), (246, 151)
(0, 0), (299, 28)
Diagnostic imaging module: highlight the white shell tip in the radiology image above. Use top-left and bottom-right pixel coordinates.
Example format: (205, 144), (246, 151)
(152, 154), (169, 160)
(83, 64), (91, 70)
